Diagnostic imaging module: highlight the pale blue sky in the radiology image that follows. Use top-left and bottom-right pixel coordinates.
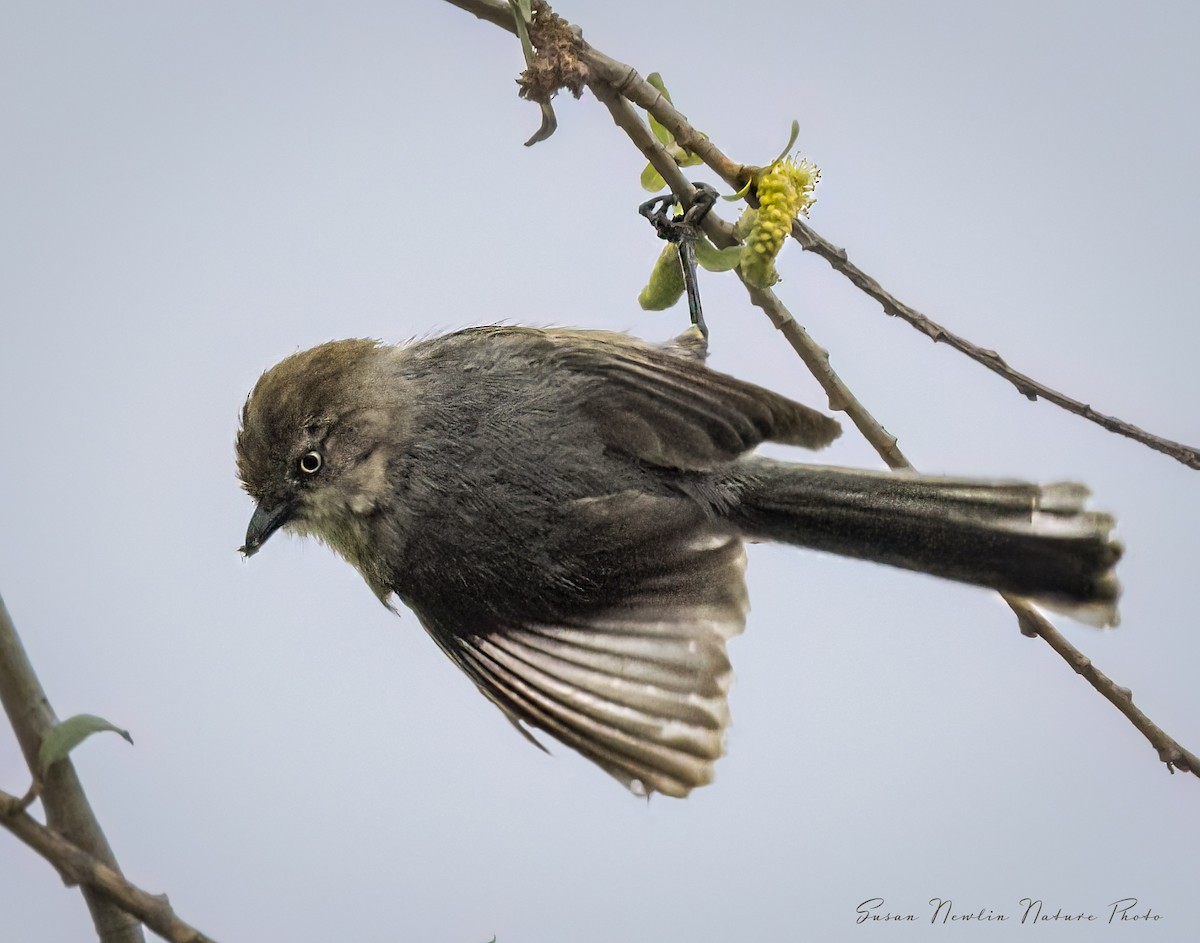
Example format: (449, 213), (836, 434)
(2, 2), (1198, 940)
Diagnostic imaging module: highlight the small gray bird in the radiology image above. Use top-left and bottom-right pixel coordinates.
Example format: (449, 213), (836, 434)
(237, 325), (1120, 797)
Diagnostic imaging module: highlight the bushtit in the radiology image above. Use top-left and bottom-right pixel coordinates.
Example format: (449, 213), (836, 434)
(237, 325), (1120, 797)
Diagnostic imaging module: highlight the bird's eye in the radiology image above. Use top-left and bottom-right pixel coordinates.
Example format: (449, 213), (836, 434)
(298, 451), (323, 475)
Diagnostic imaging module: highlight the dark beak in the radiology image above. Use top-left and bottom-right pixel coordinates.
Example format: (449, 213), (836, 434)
(240, 499), (295, 557)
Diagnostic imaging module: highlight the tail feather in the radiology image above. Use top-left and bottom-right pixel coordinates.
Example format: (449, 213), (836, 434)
(731, 461), (1122, 627)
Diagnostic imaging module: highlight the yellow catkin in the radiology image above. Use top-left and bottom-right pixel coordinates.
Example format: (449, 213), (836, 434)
(740, 157), (819, 288)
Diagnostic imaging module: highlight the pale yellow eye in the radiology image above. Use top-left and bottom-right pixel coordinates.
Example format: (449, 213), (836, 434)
(298, 451), (323, 474)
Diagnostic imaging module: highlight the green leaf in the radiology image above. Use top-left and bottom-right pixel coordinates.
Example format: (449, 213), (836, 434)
(771, 119), (801, 166)
(724, 178), (754, 201)
(640, 163), (667, 192)
(694, 238), (743, 272)
(648, 114), (672, 146)
(524, 102), (557, 147)
(38, 714), (133, 776)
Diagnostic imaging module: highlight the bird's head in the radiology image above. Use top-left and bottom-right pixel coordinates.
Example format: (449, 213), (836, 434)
(236, 339), (404, 558)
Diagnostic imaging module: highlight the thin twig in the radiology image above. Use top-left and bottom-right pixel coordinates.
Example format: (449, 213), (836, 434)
(580, 43), (1200, 472)
(0, 789), (217, 943)
(585, 47), (750, 188)
(788, 220), (1200, 470)
(0, 592), (147, 942)
(741, 278), (907, 467)
(1008, 603), (1198, 774)
(445, 0), (1200, 783)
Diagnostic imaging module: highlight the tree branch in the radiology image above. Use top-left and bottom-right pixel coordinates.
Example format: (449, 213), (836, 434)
(0, 592), (147, 942)
(0, 789), (217, 943)
(444, 0), (1200, 782)
(787, 220), (1200, 469)
(1007, 602), (1198, 775)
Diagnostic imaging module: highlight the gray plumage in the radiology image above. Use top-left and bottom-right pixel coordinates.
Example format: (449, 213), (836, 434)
(236, 325), (1121, 797)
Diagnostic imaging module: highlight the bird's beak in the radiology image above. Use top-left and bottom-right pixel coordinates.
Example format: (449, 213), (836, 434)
(240, 499), (295, 557)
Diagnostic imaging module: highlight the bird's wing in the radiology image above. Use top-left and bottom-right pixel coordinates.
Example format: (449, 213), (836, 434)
(452, 326), (841, 471)
(417, 491), (749, 798)
(548, 329), (842, 470)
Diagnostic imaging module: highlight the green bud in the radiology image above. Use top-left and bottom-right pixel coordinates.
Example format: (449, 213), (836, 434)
(638, 243), (686, 310)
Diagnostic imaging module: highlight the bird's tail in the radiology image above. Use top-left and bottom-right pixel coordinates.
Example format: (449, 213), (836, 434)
(730, 460), (1122, 626)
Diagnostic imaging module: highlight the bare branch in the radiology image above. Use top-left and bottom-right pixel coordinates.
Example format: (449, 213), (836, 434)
(585, 47), (751, 189)
(0, 789), (217, 943)
(1006, 602), (1198, 775)
(739, 279), (907, 468)
(788, 220), (1200, 470)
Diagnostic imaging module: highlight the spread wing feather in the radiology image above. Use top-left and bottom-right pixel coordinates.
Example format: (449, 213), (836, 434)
(417, 495), (750, 797)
